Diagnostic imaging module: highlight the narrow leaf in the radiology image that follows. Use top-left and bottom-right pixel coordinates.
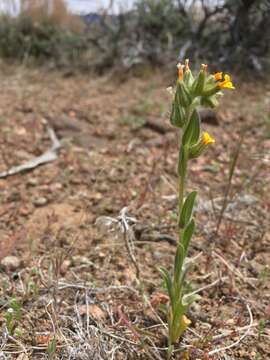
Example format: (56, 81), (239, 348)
(179, 191), (197, 228)
(177, 145), (188, 177)
(174, 243), (185, 285)
(182, 219), (195, 255)
(160, 267), (174, 304)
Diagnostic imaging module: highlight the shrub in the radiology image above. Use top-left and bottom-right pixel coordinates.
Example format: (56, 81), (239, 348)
(0, 0), (87, 66)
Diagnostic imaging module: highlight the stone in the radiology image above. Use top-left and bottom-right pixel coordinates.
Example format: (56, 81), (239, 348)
(33, 197), (48, 207)
(1, 256), (21, 270)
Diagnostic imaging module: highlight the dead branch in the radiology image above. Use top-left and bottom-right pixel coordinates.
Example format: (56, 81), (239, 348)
(0, 127), (61, 178)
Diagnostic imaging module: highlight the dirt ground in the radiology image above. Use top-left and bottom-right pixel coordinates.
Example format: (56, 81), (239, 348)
(0, 64), (269, 359)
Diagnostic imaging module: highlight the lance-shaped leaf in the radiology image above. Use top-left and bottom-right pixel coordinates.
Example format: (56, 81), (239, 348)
(182, 219), (195, 255)
(179, 191), (197, 228)
(177, 145), (188, 177)
(174, 243), (185, 286)
(182, 109), (201, 146)
(160, 267), (174, 304)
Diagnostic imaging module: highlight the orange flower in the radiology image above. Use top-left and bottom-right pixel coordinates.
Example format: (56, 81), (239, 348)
(214, 72), (223, 81)
(177, 63), (184, 81)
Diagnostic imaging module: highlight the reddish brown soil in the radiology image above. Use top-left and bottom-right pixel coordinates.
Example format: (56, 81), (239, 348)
(0, 64), (269, 359)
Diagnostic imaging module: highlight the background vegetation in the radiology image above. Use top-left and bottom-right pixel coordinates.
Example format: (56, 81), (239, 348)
(0, 0), (269, 72)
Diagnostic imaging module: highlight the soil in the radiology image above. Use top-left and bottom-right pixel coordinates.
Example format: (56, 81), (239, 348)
(0, 64), (269, 359)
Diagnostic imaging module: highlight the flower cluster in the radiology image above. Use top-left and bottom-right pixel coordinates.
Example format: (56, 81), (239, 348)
(161, 60), (234, 355)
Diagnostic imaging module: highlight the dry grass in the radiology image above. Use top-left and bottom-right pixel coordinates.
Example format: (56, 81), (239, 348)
(15, 0), (83, 32)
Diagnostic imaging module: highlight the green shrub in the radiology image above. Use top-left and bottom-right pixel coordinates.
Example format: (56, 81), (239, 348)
(0, 13), (87, 66)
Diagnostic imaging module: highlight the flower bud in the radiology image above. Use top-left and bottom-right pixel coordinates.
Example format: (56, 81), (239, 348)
(183, 59), (194, 89)
(170, 101), (186, 128)
(175, 80), (192, 108)
(176, 63), (192, 108)
(191, 64), (207, 96)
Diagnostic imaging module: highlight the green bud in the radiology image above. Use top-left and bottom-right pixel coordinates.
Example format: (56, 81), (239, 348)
(191, 67), (206, 96)
(182, 109), (201, 146)
(176, 80), (192, 108)
(200, 95), (219, 108)
(170, 101), (186, 128)
(188, 141), (206, 159)
(184, 70), (194, 89)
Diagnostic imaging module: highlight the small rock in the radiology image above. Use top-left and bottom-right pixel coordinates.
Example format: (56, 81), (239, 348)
(33, 197), (48, 207)
(153, 251), (163, 260)
(1, 256), (21, 270)
(19, 204), (33, 216)
(27, 177), (38, 186)
(49, 182), (63, 192)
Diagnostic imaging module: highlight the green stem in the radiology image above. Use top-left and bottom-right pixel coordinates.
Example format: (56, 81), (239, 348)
(178, 173), (185, 230)
(177, 106), (191, 230)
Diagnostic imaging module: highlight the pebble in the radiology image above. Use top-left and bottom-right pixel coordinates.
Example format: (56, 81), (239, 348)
(33, 197), (48, 207)
(50, 182), (63, 191)
(1, 256), (21, 270)
(27, 177), (38, 186)
(153, 251), (163, 260)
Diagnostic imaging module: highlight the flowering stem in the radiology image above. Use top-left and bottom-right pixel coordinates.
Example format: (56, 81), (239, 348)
(161, 61), (228, 356)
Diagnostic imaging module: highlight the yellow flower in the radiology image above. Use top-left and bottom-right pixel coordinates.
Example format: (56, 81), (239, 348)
(214, 72), (223, 81)
(203, 132), (215, 145)
(218, 74), (235, 89)
(182, 315), (191, 327)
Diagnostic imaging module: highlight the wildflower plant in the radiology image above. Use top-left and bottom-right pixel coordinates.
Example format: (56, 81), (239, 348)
(161, 60), (234, 353)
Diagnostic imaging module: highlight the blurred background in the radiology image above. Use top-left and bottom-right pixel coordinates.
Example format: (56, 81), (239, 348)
(0, 0), (269, 73)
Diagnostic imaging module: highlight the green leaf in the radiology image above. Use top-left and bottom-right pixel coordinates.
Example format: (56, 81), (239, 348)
(182, 219), (195, 255)
(174, 243), (185, 285)
(171, 299), (190, 342)
(47, 338), (57, 359)
(182, 109), (201, 146)
(179, 191), (197, 228)
(177, 145), (188, 177)
(160, 267), (174, 304)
